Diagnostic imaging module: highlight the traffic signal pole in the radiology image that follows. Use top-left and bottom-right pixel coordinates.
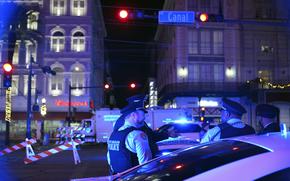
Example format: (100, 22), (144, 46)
(26, 56), (33, 139)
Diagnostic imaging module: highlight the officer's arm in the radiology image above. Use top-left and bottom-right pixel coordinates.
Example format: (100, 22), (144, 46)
(132, 131), (152, 164)
(200, 127), (220, 143)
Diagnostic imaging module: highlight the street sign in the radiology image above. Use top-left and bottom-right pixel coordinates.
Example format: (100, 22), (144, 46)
(158, 11), (195, 24)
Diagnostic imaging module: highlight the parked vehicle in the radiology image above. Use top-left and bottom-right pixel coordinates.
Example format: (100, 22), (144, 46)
(77, 132), (290, 180)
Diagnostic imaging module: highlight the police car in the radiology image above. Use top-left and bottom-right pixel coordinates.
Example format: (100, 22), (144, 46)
(155, 122), (201, 155)
(74, 132), (290, 181)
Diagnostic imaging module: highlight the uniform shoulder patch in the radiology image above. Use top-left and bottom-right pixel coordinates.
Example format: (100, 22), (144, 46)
(140, 132), (148, 140)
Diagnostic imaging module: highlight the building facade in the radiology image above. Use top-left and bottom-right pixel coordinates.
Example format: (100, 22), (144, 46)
(0, 0), (106, 139)
(154, 0), (290, 129)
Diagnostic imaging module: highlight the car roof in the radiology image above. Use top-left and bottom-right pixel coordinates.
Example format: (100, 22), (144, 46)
(224, 132), (290, 151)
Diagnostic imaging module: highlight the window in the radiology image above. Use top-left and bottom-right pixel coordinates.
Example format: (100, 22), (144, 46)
(200, 31), (211, 54)
(200, 64), (211, 81)
(71, 31), (85, 52)
(12, 41), (20, 64)
(27, 11), (39, 30)
(26, 41), (37, 64)
(24, 75), (36, 96)
(188, 64), (199, 81)
(188, 29), (224, 55)
(11, 76), (19, 96)
(255, 0), (275, 19)
(188, 30), (198, 54)
(51, 0), (66, 16)
(214, 64), (224, 81)
(213, 31), (223, 55)
(71, 0), (86, 16)
(71, 64), (85, 96)
(51, 31), (65, 52)
(49, 66), (64, 96)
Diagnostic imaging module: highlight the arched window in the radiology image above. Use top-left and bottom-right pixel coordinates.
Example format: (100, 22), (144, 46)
(49, 66), (64, 96)
(71, 31), (85, 52)
(71, 0), (87, 16)
(51, 30), (65, 52)
(50, 0), (67, 16)
(71, 63), (85, 96)
(27, 11), (39, 30)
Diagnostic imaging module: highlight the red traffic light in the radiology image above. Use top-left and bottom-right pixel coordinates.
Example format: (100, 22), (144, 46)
(118, 9), (129, 19)
(3, 63), (12, 73)
(104, 83), (110, 89)
(199, 13), (208, 22)
(129, 83), (136, 89)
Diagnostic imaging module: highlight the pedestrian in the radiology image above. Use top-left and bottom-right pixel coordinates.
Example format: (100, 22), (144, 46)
(201, 98), (255, 143)
(107, 97), (152, 174)
(113, 94), (175, 157)
(256, 104), (280, 134)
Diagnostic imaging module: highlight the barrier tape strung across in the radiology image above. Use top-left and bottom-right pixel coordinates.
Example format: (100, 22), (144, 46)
(24, 140), (83, 164)
(0, 138), (37, 156)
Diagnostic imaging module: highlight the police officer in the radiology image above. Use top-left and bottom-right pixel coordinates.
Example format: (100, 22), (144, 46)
(256, 104), (280, 134)
(201, 98), (255, 143)
(113, 94), (171, 157)
(107, 99), (152, 174)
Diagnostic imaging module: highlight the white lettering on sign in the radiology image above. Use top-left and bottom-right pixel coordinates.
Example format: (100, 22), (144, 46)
(107, 140), (120, 151)
(168, 13), (189, 22)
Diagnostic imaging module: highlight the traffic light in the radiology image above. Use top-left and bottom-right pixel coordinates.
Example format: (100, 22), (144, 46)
(2, 62), (13, 88)
(129, 82), (136, 89)
(195, 12), (224, 23)
(200, 107), (205, 121)
(118, 9), (129, 20)
(104, 83), (111, 90)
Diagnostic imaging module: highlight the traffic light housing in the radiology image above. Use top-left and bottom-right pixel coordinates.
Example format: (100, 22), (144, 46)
(195, 12), (224, 23)
(2, 62), (13, 88)
(117, 9), (145, 21)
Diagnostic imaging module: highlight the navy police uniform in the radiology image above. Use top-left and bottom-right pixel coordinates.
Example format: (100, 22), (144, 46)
(107, 96), (152, 174)
(113, 94), (169, 157)
(256, 104), (280, 134)
(201, 98), (255, 143)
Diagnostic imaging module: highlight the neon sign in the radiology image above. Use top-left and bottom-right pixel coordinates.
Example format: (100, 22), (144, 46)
(55, 100), (88, 107)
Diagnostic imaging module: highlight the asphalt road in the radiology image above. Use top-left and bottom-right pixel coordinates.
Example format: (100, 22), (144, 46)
(0, 143), (110, 181)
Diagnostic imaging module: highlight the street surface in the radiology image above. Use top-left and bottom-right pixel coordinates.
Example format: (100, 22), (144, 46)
(0, 143), (110, 181)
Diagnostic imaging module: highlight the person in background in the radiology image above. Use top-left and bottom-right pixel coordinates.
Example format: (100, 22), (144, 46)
(201, 98), (255, 143)
(107, 99), (151, 174)
(113, 94), (176, 157)
(256, 104), (280, 134)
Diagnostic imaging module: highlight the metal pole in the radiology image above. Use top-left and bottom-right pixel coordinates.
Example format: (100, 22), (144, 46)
(26, 56), (33, 139)
(68, 84), (72, 127)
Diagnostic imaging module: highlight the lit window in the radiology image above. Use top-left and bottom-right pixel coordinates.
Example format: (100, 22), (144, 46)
(27, 11), (39, 30)
(25, 41), (37, 64)
(71, 0), (87, 16)
(51, 31), (65, 52)
(71, 64), (85, 96)
(12, 41), (20, 64)
(24, 75), (37, 96)
(71, 31), (85, 52)
(51, 0), (66, 16)
(11, 75), (19, 96)
(49, 67), (64, 96)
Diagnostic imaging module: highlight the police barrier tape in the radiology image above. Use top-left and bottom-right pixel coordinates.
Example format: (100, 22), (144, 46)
(24, 139), (83, 164)
(0, 138), (37, 156)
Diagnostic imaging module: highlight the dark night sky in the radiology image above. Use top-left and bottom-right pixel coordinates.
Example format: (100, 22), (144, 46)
(101, 0), (165, 107)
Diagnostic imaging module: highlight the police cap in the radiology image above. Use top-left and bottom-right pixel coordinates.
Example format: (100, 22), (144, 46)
(256, 104), (279, 118)
(121, 94), (148, 115)
(221, 98), (246, 116)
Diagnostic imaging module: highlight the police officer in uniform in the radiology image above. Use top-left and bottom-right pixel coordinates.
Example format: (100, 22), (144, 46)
(256, 104), (280, 134)
(113, 94), (172, 157)
(107, 99), (152, 174)
(201, 98), (255, 143)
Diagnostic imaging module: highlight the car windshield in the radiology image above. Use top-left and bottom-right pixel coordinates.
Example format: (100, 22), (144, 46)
(172, 123), (201, 133)
(115, 140), (269, 180)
